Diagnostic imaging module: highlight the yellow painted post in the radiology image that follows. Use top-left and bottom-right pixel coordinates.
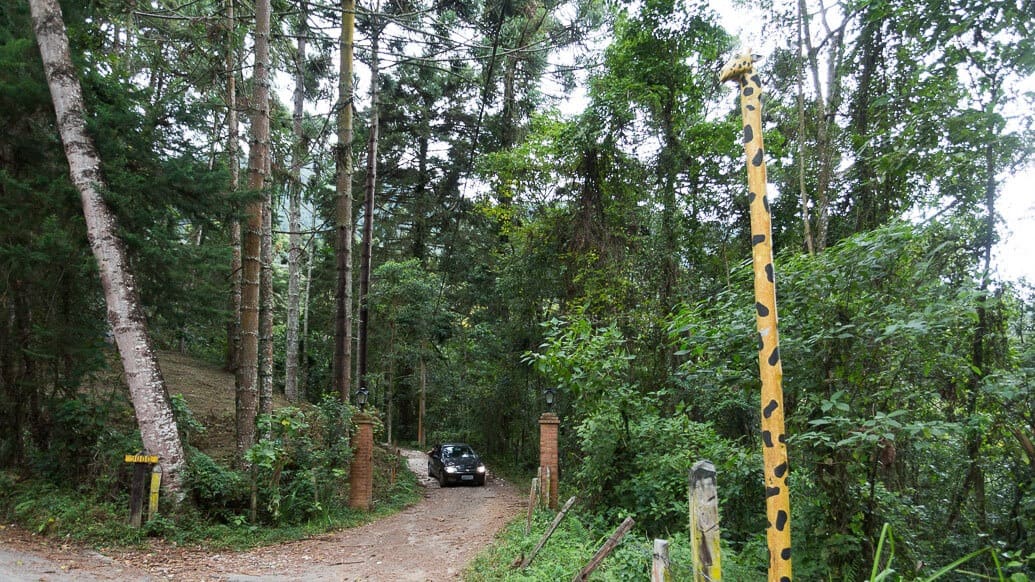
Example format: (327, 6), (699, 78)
(720, 51), (793, 582)
(148, 464), (162, 521)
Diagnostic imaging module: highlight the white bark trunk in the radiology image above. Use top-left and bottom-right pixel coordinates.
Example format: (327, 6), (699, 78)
(333, 0), (356, 402)
(29, 0), (186, 496)
(259, 187), (273, 420)
(285, 7), (307, 403)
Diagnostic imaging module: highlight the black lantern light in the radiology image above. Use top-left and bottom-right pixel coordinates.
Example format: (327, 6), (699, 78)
(544, 387), (556, 412)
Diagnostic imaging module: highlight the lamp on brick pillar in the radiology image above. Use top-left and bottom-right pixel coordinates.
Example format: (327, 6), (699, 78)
(349, 388), (373, 511)
(538, 393), (560, 510)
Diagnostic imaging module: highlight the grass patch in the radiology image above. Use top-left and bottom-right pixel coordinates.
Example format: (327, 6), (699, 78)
(465, 507), (698, 581)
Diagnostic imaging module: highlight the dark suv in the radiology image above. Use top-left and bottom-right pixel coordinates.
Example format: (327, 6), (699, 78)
(427, 443), (486, 486)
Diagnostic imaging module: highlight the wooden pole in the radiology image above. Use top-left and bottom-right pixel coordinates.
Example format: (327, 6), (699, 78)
(572, 516), (635, 582)
(521, 496), (577, 569)
(689, 461), (722, 581)
(720, 51), (793, 581)
(148, 465), (162, 521)
(526, 477), (540, 535)
(651, 539), (671, 582)
(124, 454), (158, 527)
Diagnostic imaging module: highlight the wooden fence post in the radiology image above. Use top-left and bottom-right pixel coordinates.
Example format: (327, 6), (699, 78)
(124, 454), (158, 528)
(526, 477), (540, 535)
(689, 460), (722, 581)
(652, 539), (671, 582)
(571, 516), (635, 582)
(521, 496), (577, 569)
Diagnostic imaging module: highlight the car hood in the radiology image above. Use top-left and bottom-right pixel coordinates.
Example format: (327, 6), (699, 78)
(445, 458), (482, 470)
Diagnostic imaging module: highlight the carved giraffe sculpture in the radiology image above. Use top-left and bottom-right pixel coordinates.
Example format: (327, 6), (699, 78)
(720, 51), (793, 581)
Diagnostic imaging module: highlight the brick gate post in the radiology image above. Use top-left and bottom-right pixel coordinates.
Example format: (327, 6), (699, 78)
(539, 412), (560, 510)
(349, 414), (374, 510)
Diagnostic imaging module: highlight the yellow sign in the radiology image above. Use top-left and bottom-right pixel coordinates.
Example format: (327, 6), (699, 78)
(124, 454), (159, 464)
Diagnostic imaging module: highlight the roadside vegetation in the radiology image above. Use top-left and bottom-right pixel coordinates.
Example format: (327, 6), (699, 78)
(0, 385), (420, 549)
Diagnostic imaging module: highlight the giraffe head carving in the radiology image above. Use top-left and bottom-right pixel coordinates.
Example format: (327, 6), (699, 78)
(720, 50), (761, 83)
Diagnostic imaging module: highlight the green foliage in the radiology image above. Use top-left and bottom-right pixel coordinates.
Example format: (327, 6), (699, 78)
(184, 449), (247, 522)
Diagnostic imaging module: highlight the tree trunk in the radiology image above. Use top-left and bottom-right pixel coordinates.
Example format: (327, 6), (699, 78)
(300, 213), (316, 400)
(259, 186), (274, 420)
(237, 0), (271, 459)
(226, 0), (242, 375)
(798, 0), (846, 252)
(418, 354), (426, 448)
(796, 0), (815, 255)
(947, 93), (1001, 531)
(358, 2), (382, 395)
(29, 0), (186, 496)
(333, 0), (356, 403)
(284, 4), (307, 403)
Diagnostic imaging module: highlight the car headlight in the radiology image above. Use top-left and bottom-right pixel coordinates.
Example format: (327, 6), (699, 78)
(477, 465), (486, 473)
(445, 466), (458, 474)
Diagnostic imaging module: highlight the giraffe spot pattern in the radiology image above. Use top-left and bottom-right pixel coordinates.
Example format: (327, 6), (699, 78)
(756, 302), (770, 316)
(775, 510), (788, 531)
(750, 74), (761, 87)
(763, 194), (771, 214)
(781, 548), (792, 560)
(757, 332), (764, 351)
(781, 578), (791, 582)
(752, 234), (766, 245)
(749, 191), (757, 204)
(768, 346), (780, 366)
(766, 486), (780, 498)
(774, 462), (788, 478)
(763, 430), (773, 447)
(744, 124), (754, 143)
(752, 147), (764, 166)
(779, 434), (787, 444)
(743, 86), (754, 97)
(766, 263), (774, 282)
(763, 399), (778, 418)
(747, 104), (756, 111)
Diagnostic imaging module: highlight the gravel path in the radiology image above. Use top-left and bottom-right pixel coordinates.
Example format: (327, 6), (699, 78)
(0, 448), (525, 581)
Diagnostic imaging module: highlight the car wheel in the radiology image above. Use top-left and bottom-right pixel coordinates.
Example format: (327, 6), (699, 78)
(428, 462), (433, 477)
(476, 475), (486, 486)
(438, 472), (447, 487)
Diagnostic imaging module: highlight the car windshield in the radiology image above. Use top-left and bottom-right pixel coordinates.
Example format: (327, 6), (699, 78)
(442, 445), (475, 459)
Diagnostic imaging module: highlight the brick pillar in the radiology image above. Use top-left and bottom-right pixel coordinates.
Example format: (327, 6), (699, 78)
(349, 414), (374, 511)
(539, 412), (560, 510)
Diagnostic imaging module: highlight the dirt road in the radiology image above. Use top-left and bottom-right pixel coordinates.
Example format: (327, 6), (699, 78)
(0, 449), (524, 581)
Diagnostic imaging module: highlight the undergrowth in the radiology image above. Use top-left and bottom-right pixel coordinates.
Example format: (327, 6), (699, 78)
(0, 393), (421, 550)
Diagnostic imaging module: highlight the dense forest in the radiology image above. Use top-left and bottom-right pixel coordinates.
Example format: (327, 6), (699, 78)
(1, 0), (1033, 578)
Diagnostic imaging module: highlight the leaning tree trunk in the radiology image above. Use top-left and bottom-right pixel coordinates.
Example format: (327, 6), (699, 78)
(29, 0), (186, 496)
(332, 0), (356, 402)
(238, 0), (271, 458)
